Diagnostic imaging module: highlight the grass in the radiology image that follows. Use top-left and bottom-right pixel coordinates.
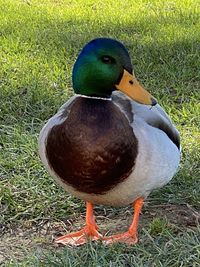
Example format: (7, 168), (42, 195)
(5, 229), (200, 267)
(0, 0), (200, 266)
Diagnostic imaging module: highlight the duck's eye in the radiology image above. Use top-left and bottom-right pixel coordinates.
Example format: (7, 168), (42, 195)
(101, 56), (115, 64)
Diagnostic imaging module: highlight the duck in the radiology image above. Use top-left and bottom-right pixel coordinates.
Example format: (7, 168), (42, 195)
(39, 38), (180, 246)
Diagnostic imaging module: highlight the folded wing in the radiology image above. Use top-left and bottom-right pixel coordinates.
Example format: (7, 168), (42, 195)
(112, 91), (180, 150)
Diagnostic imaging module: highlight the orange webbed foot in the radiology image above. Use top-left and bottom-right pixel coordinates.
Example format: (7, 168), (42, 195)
(103, 231), (138, 245)
(103, 197), (144, 246)
(55, 225), (103, 246)
(55, 202), (103, 246)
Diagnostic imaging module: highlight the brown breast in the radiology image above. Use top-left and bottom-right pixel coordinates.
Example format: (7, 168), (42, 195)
(46, 97), (138, 194)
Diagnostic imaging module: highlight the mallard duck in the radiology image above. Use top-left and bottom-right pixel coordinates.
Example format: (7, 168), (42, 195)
(39, 38), (180, 246)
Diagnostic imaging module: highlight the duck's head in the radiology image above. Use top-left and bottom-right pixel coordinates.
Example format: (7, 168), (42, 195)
(72, 38), (157, 105)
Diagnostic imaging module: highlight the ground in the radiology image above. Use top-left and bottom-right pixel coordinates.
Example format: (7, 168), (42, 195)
(1, 204), (199, 265)
(0, 0), (200, 266)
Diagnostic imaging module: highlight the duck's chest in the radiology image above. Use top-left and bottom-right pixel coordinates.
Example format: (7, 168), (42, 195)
(45, 98), (138, 194)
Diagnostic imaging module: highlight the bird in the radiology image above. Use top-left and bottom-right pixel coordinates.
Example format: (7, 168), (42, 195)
(39, 38), (180, 246)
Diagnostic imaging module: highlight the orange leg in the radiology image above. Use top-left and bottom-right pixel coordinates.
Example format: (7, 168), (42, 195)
(55, 202), (103, 246)
(103, 197), (144, 245)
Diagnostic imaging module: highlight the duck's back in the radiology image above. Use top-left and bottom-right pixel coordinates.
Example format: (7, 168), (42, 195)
(40, 97), (138, 195)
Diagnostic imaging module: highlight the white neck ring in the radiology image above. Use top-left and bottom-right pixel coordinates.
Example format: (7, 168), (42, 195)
(75, 94), (112, 101)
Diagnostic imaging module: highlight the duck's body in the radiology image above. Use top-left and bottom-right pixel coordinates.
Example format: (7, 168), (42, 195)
(39, 38), (180, 246)
(39, 93), (180, 207)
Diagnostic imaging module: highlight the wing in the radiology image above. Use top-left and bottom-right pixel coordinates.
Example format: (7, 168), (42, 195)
(112, 91), (180, 150)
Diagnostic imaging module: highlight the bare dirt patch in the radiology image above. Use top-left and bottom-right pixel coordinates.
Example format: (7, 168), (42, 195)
(1, 203), (199, 264)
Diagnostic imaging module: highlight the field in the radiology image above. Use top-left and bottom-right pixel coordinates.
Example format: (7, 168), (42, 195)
(0, 0), (199, 266)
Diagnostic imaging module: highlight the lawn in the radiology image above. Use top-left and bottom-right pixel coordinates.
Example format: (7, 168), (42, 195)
(0, 0), (199, 266)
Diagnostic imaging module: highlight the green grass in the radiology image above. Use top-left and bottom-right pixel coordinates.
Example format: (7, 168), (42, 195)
(0, 0), (200, 266)
(5, 228), (200, 267)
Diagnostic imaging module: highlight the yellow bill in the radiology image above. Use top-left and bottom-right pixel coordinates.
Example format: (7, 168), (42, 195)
(115, 69), (157, 106)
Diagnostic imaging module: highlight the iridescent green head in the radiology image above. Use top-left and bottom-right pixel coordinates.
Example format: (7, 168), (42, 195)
(72, 38), (157, 105)
(72, 38), (132, 98)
